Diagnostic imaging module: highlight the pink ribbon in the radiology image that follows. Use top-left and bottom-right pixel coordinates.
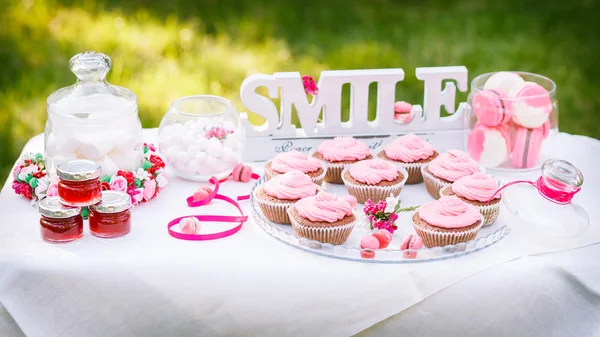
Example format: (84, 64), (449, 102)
(167, 172), (260, 241)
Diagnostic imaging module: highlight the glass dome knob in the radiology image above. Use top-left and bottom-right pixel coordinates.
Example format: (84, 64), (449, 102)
(69, 51), (112, 81)
(540, 159), (583, 194)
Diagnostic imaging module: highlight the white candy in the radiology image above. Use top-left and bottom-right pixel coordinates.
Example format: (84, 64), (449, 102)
(222, 138), (238, 152)
(176, 151), (190, 167)
(184, 120), (196, 132)
(205, 155), (218, 174)
(182, 132), (196, 147)
(197, 137), (209, 151)
(165, 146), (181, 164)
(187, 161), (199, 174)
(100, 155), (120, 176)
(221, 147), (239, 163)
(194, 152), (207, 166)
(206, 138), (223, 158)
(170, 123), (185, 136)
(194, 121), (207, 134)
(187, 145), (200, 158)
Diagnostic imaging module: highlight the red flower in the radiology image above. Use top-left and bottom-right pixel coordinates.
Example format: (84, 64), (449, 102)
(101, 182), (111, 191)
(117, 170), (135, 185)
(149, 155), (165, 169)
(16, 182), (33, 200)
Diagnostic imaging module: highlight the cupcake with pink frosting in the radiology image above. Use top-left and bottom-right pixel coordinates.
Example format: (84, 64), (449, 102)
(412, 195), (484, 247)
(378, 133), (438, 184)
(439, 172), (501, 226)
(312, 136), (372, 184)
(264, 150), (327, 185)
(341, 159), (408, 203)
(421, 149), (482, 199)
(254, 170), (320, 224)
(287, 191), (358, 245)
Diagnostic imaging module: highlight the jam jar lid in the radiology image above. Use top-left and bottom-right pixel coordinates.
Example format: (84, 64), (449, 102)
(90, 191), (132, 213)
(39, 197), (82, 218)
(57, 160), (101, 181)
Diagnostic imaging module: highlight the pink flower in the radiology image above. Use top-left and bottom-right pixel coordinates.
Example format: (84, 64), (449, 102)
(155, 171), (168, 188)
(302, 75), (318, 96)
(47, 179), (59, 197)
(142, 179), (156, 201)
(364, 200), (375, 214)
(388, 213), (398, 222)
(133, 188), (144, 204)
(109, 175), (128, 192)
(12, 165), (21, 179)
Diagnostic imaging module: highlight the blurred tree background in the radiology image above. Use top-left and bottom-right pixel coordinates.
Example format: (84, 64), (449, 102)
(1, 0), (599, 189)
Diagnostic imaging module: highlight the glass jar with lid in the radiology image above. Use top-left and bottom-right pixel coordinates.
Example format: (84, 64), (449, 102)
(158, 95), (245, 181)
(45, 51), (143, 177)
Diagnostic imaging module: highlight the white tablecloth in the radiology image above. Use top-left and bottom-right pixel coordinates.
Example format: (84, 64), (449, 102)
(1, 130), (599, 337)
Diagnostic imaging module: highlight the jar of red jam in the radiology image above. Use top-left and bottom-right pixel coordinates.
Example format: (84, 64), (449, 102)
(57, 159), (102, 206)
(89, 191), (132, 238)
(38, 197), (83, 243)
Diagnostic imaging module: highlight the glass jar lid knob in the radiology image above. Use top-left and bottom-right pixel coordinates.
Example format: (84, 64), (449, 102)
(69, 51), (111, 81)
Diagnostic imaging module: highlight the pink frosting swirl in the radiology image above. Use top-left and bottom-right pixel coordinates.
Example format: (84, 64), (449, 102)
(452, 172), (500, 202)
(295, 191), (354, 223)
(384, 133), (435, 162)
(418, 196), (481, 228)
(318, 137), (371, 162)
(263, 171), (318, 200)
(271, 150), (322, 174)
(349, 159), (399, 185)
(428, 150), (480, 182)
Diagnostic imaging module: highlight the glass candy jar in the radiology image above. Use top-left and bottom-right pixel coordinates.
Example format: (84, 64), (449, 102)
(45, 51), (143, 177)
(158, 95), (245, 181)
(466, 72), (558, 172)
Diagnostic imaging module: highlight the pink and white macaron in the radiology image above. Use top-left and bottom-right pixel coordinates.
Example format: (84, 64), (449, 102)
(471, 88), (511, 126)
(467, 123), (512, 168)
(507, 81), (553, 129)
(483, 72), (526, 93)
(511, 120), (550, 168)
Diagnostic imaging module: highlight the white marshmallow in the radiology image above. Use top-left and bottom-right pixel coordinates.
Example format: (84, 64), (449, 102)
(170, 123), (185, 136)
(222, 138), (238, 152)
(511, 100), (548, 129)
(113, 135), (138, 155)
(53, 134), (82, 156)
(100, 155), (120, 176)
(46, 134), (58, 157)
(194, 120), (207, 134)
(221, 147), (239, 163)
(108, 150), (141, 171)
(479, 129), (509, 168)
(182, 132), (196, 147)
(206, 138), (223, 158)
(165, 146), (181, 164)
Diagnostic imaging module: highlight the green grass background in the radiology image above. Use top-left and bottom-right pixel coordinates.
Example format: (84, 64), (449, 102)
(1, 0), (599, 189)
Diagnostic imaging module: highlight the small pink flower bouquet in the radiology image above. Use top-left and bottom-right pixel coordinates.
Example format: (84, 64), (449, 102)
(363, 194), (418, 234)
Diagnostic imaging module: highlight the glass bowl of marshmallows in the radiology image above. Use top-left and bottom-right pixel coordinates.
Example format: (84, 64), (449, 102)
(158, 95), (245, 181)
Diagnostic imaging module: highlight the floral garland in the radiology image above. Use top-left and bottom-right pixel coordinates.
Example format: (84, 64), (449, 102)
(363, 194), (419, 234)
(12, 143), (167, 206)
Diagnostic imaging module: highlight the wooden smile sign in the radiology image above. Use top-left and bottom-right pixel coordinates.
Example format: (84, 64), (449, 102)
(239, 66), (470, 161)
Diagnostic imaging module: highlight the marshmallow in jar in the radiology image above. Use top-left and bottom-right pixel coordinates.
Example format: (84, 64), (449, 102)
(466, 71), (557, 171)
(45, 51), (143, 177)
(158, 95), (245, 181)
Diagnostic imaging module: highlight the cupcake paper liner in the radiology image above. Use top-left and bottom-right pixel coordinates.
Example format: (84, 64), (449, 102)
(341, 165), (409, 204)
(412, 213), (484, 247)
(421, 163), (449, 200)
(322, 162), (346, 184)
(399, 162), (427, 185)
(439, 186), (501, 227)
(264, 160), (328, 186)
(287, 206), (356, 245)
(253, 189), (295, 225)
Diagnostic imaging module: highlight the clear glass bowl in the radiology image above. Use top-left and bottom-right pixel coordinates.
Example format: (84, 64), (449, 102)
(45, 51), (142, 177)
(466, 71), (558, 173)
(250, 176), (510, 264)
(158, 95), (245, 181)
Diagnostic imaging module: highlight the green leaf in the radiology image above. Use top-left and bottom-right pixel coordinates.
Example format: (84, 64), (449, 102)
(134, 178), (143, 188)
(81, 207), (89, 220)
(25, 174), (33, 183)
(29, 177), (38, 189)
(100, 175), (112, 183)
(142, 160), (152, 170)
(143, 146), (149, 154)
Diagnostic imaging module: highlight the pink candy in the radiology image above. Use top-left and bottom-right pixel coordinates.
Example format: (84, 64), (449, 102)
(400, 234), (423, 259)
(193, 186), (213, 201)
(179, 217), (201, 234)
